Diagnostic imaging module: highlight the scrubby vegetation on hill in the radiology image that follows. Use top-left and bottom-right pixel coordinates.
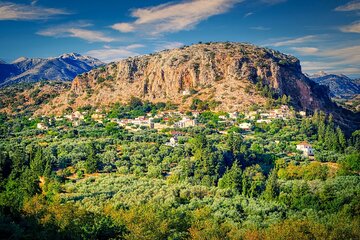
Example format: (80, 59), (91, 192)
(0, 96), (359, 239)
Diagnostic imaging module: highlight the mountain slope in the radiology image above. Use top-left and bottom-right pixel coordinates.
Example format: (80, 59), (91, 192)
(38, 42), (359, 130)
(0, 81), (71, 115)
(0, 53), (104, 87)
(309, 71), (360, 99)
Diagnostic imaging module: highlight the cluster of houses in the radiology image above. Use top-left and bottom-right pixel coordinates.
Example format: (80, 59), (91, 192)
(111, 116), (154, 129)
(245, 105), (299, 123)
(34, 106), (316, 158)
(174, 118), (197, 128)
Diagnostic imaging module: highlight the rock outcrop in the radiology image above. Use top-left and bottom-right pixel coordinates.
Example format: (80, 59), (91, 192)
(38, 42), (359, 130)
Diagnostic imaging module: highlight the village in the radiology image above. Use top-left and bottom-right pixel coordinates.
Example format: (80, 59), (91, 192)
(35, 105), (314, 157)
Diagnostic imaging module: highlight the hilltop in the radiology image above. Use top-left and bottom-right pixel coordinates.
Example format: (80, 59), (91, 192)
(37, 42), (358, 130)
(39, 42), (332, 111)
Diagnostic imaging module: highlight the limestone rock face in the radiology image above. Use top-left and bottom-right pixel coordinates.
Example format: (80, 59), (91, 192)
(39, 42), (337, 115)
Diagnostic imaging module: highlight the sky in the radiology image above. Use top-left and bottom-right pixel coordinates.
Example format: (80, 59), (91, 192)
(0, 0), (359, 77)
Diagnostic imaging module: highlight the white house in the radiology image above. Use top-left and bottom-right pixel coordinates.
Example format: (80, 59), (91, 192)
(239, 122), (252, 131)
(299, 111), (307, 117)
(296, 141), (314, 157)
(182, 90), (191, 96)
(174, 118), (197, 128)
(37, 123), (48, 130)
(229, 112), (239, 119)
(165, 137), (178, 147)
(256, 119), (272, 124)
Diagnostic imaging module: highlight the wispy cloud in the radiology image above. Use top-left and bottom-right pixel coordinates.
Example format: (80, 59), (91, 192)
(38, 22), (115, 42)
(298, 45), (360, 75)
(335, 0), (360, 11)
(267, 35), (320, 47)
(250, 26), (271, 31)
(87, 44), (144, 62)
(111, 0), (242, 35)
(261, 0), (287, 5)
(0, 1), (69, 21)
(243, 12), (253, 18)
(291, 47), (319, 55)
(155, 41), (184, 51)
(340, 21), (360, 33)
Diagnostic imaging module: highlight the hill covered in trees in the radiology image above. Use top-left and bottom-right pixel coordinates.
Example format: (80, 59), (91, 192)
(0, 95), (359, 239)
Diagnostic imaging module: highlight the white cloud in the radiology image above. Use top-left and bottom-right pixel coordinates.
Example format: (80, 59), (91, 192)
(268, 35), (319, 47)
(0, 1), (69, 21)
(320, 45), (360, 65)
(38, 22), (115, 42)
(291, 47), (319, 55)
(111, 0), (242, 35)
(155, 41), (184, 51)
(340, 21), (360, 33)
(335, 0), (360, 11)
(250, 26), (270, 31)
(111, 23), (135, 32)
(126, 44), (146, 50)
(299, 45), (360, 75)
(244, 12), (253, 18)
(86, 45), (142, 62)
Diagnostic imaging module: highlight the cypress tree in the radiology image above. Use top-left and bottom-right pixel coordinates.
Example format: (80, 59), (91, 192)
(263, 169), (279, 201)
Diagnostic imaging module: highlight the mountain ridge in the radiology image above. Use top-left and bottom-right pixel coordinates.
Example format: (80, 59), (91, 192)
(308, 72), (360, 99)
(0, 53), (104, 87)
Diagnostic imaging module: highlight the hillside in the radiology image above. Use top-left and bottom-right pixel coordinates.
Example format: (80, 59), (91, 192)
(309, 71), (360, 99)
(0, 81), (71, 115)
(0, 53), (104, 87)
(37, 42), (359, 130)
(39, 42), (333, 112)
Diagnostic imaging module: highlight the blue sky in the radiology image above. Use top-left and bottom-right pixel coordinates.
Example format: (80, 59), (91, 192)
(0, 0), (359, 77)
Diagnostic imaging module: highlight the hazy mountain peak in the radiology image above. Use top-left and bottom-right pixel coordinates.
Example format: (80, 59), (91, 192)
(309, 72), (360, 99)
(0, 53), (104, 87)
(59, 53), (83, 59)
(12, 56), (28, 63)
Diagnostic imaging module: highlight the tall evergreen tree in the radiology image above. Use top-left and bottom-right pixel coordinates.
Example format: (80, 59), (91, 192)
(85, 142), (98, 174)
(263, 170), (279, 201)
(218, 161), (242, 191)
(336, 127), (346, 152)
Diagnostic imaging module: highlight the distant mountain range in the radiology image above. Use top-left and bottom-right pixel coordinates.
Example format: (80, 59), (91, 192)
(308, 71), (360, 99)
(0, 53), (104, 87)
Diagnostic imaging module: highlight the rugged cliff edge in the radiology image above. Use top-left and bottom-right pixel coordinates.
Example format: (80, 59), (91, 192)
(38, 42), (359, 130)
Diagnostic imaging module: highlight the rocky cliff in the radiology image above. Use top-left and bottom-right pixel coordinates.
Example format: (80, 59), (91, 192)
(40, 43), (330, 111)
(38, 42), (359, 130)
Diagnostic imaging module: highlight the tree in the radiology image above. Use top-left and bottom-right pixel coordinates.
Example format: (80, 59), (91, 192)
(263, 169), (279, 201)
(324, 125), (338, 151)
(218, 161), (242, 191)
(242, 164), (265, 197)
(85, 143), (98, 174)
(0, 148), (11, 182)
(281, 95), (288, 105)
(336, 127), (346, 152)
(30, 147), (44, 177)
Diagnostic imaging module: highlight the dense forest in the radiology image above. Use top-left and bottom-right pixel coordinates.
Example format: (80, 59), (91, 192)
(0, 98), (359, 239)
